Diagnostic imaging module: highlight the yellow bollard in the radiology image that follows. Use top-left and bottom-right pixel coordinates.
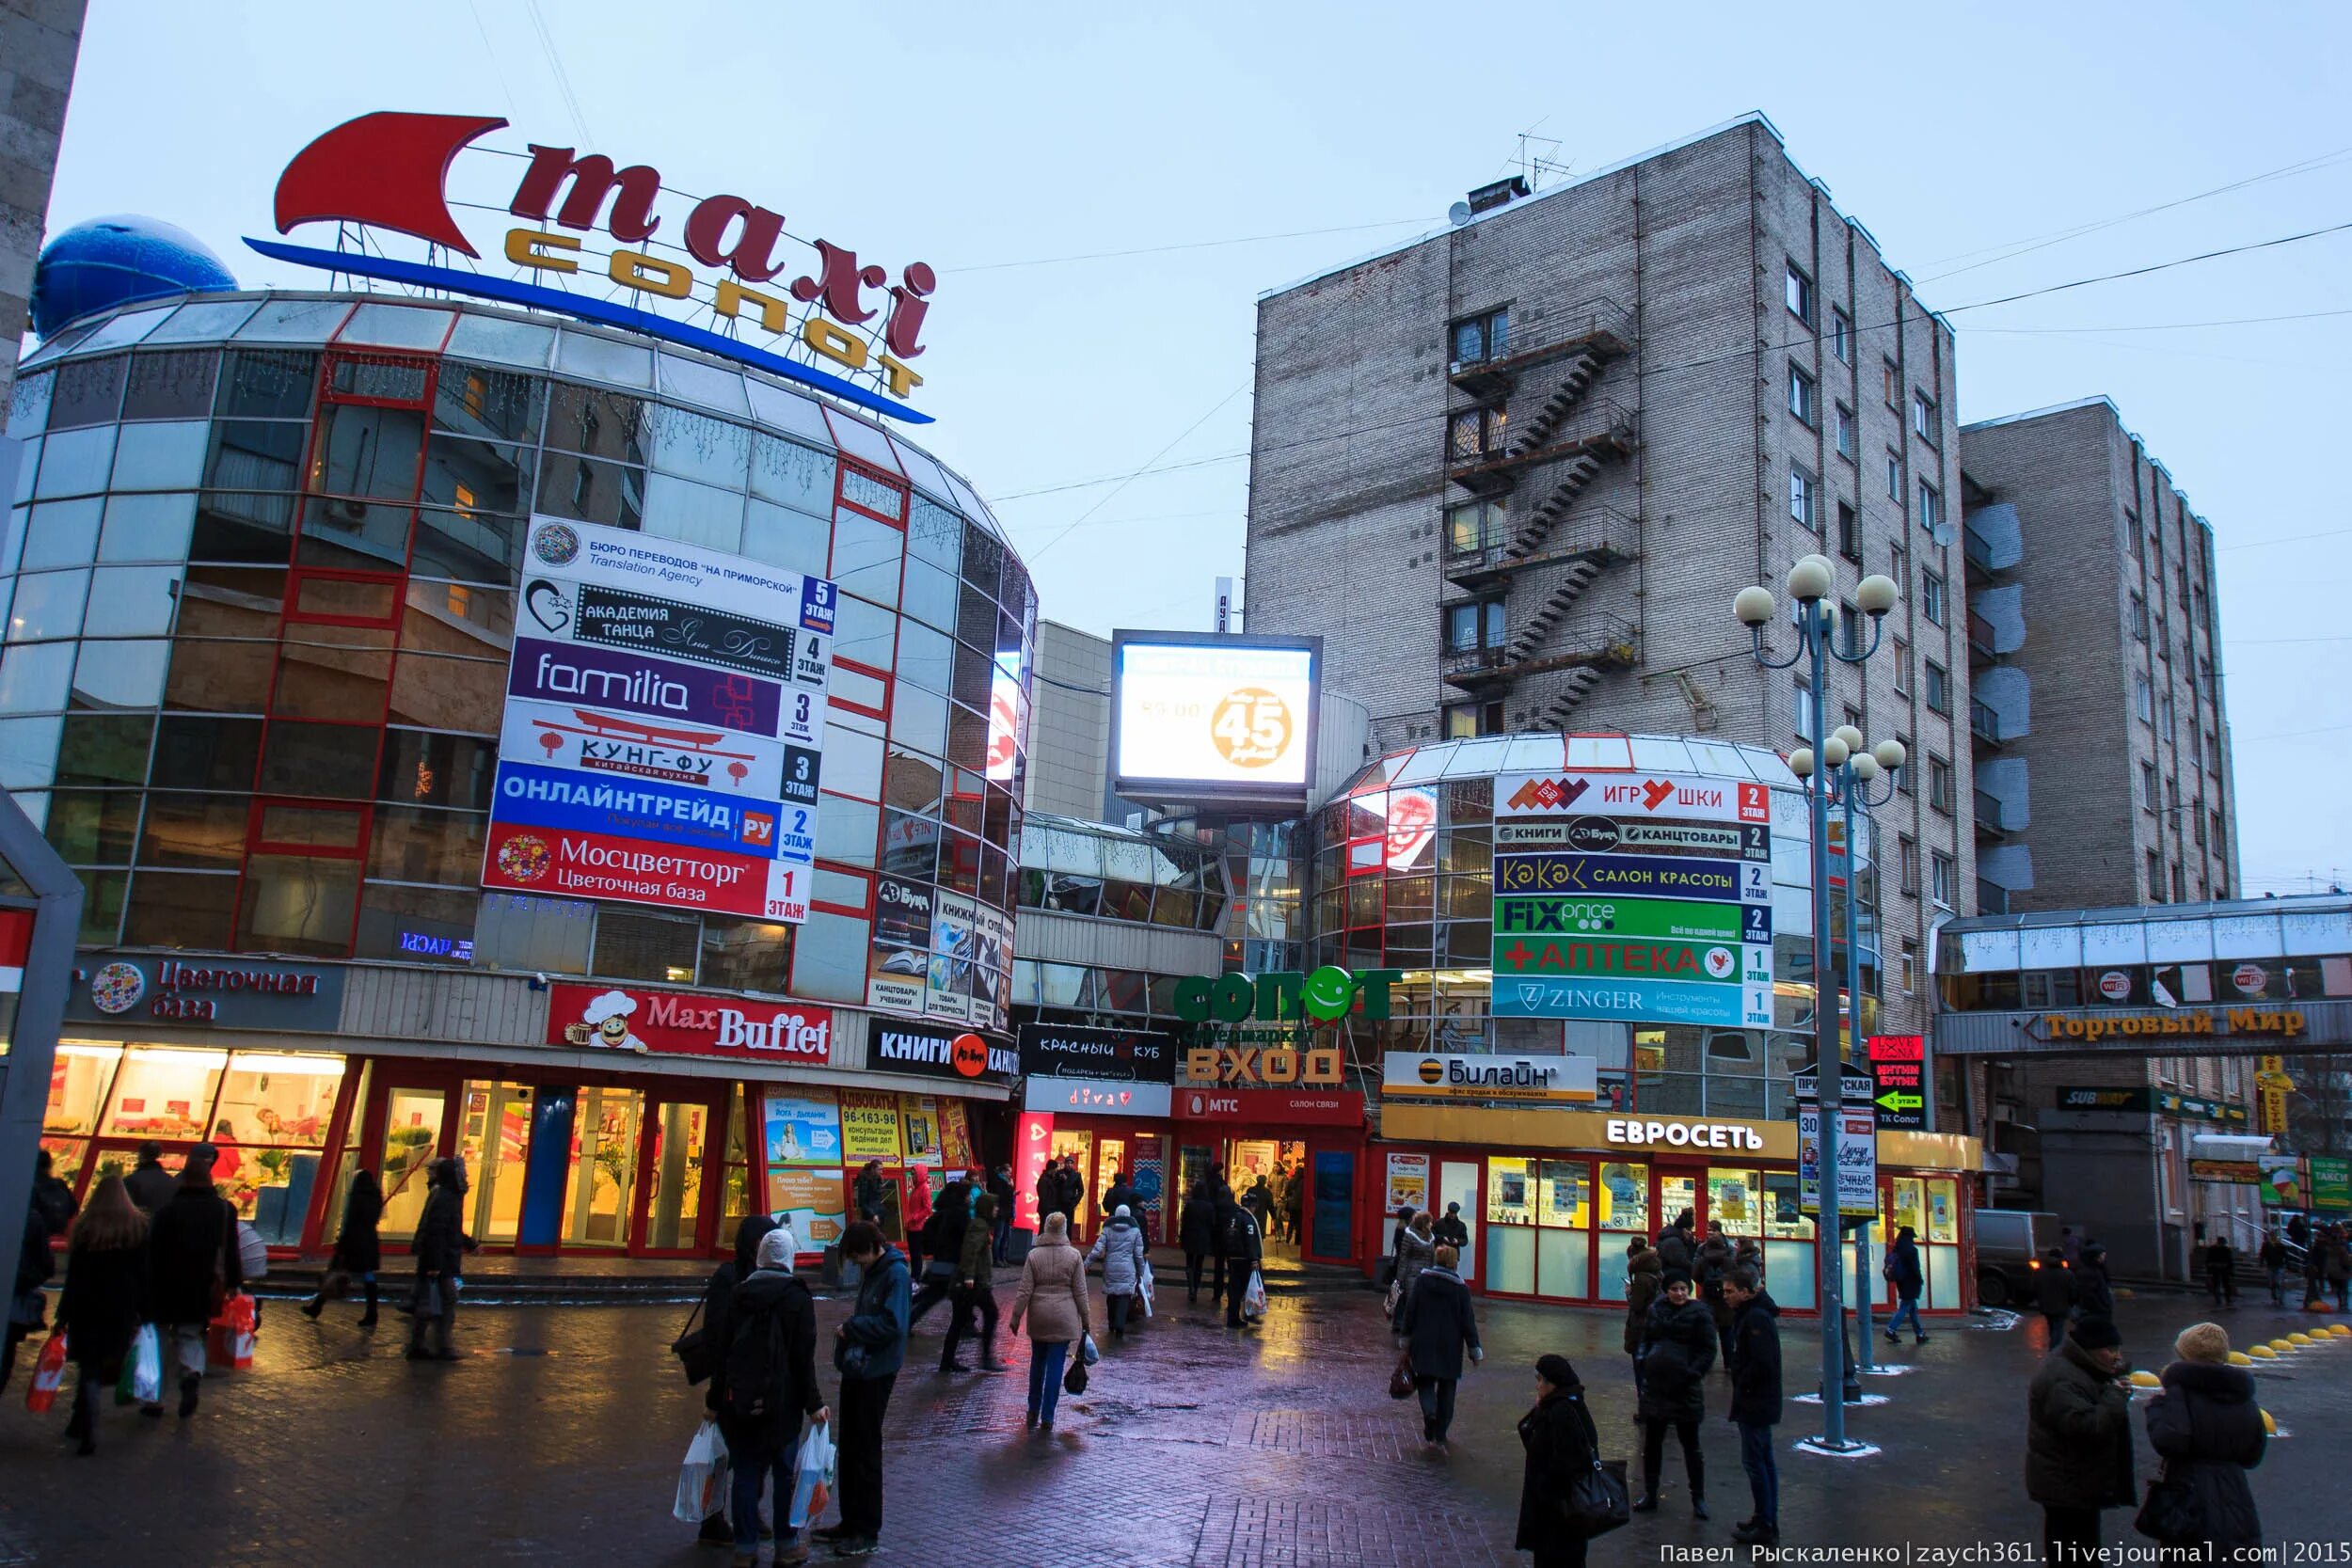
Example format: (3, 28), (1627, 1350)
(2249, 1345), (2278, 1359)
(2330, 1325), (2352, 1338)
(2269, 1339), (2298, 1354)
(2262, 1409), (2277, 1435)
(2290, 1333), (2315, 1346)
(2227, 1351), (2252, 1366)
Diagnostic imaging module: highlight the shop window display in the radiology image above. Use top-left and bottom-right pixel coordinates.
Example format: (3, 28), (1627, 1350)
(1484, 1155), (1535, 1294)
(102, 1045), (224, 1139)
(1535, 1159), (1591, 1301)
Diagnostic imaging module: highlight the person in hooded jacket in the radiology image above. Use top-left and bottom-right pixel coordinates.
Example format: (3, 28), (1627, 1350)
(2141, 1322), (2265, 1554)
(2073, 1243), (2117, 1323)
(405, 1157), (475, 1363)
(819, 1221), (908, 1559)
(1402, 1242), (1482, 1445)
(2035, 1247), (2077, 1348)
(715, 1228), (828, 1568)
(1089, 1201), (1149, 1338)
(1180, 1180), (1218, 1305)
(146, 1142), (240, 1418)
(1623, 1237), (1661, 1395)
(1655, 1212), (1696, 1276)
(56, 1174), (148, 1456)
(939, 1193), (1005, 1373)
(123, 1143), (175, 1215)
(1009, 1210), (1089, 1430)
(1634, 1269), (1716, 1518)
(2026, 1315), (2135, 1555)
(691, 1213), (780, 1546)
(1724, 1267), (1783, 1545)
(1517, 1353), (1604, 1568)
(1101, 1167), (1137, 1231)
(1883, 1225), (1928, 1344)
(1225, 1199), (1264, 1330)
(301, 1166), (383, 1328)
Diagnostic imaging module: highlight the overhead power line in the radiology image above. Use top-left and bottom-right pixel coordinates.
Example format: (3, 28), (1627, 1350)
(941, 219), (1437, 275)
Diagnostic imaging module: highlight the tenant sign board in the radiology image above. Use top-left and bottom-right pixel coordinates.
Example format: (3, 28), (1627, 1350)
(1018, 1023), (1176, 1085)
(1867, 1034), (1928, 1131)
(483, 517), (834, 925)
(1492, 770), (1772, 1032)
(1022, 1078), (1174, 1118)
(544, 982), (832, 1064)
(70, 955), (345, 1031)
(1172, 1086), (1365, 1127)
(870, 1022), (1016, 1088)
(1381, 1051), (1598, 1104)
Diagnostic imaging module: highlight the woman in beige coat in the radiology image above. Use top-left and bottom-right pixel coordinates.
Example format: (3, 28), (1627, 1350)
(1009, 1211), (1091, 1430)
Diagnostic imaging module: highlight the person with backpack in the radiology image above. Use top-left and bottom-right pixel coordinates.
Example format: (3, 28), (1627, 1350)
(715, 1228), (827, 1568)
(1883, 1225), (1928, 1344)
(146, 1143), (240, 1418)
(301, 1167), (384, 1328)
(1224, 1197), (1264, 1330)
(56, 1174), (148, 1456)
(1088, 1202), (1149, 1339)
(939, 1193), (1005, 1374)
(686, 1214), (780, 1547)
(1517, 1354), (1606, 1568)
(1724, 1266), (1784, 1545)
(818, 1221), (908, 1560)
(1180, 1180), (1218, 1306)
(1009, 1210), (1091, 1431)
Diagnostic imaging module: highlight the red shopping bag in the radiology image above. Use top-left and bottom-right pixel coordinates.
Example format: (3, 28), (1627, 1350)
(24, 1331), (67, 1412)
(207, 1293), (257, 1370)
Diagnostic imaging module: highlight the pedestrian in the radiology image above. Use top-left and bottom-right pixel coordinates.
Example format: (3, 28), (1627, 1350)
(123, 1142), (175, 1215)
(939, 1192), (1006, 1374)
(1243, 1174), (1274, 1237)
(818, 1220), (908, 1559)
(908, 1177), (971, 1330)
(1696, 1224), (1734, 1364)
(1656, 1211), (1696, 1275)
(1009, 1211), (1090, 1431)
(1088, 1202), (1148, 1339)
(1210, 1177), (1239, 1307)
(1517, 1354), (1605, 1568)
(1180, 1180), (1217, 1306)
(1883, 1225), (1928, 1344)
(1224, 1197), (1264, 1330)
(1732, 1236), (1763, 1288)
(2026, 1315), (2134, 1557)
(2285, 1212), (2310, 1253)
(2060, 1224), (2082, 1269)
(2140, 1323), (2265, 1554)
(900, 1169), (931, 1279)
(2326, 1226), (2350, 1312)
(2035, 1247), (2076, 1347)
(1402, 1241), (1482, 1446)
(1101, 1165), (1136, 1231)
(145, 1142), (240, 1417)
(690, 1213), (780, 1547)
(56, 1174), (148, 1456)
(2204, 1235), (2238, 1307)
(405, 1157), (474, 1363)
(1724, 1266), (1782, 1545)
(1633, 1269), (1715, 1518)
(2258, 1231), (2287, 1307)
(1282, 1164), (1305, 1245)
(1624, 1236), (1661, 1394)
(1388, 1202), (1416, 1260)
(1393, 1211), (1437, 1337)
(711, 1227), (826, 1567)
(2302, 1237), (2328, 1308)
(1059, 1156), (1086, 1243)
(987, 1164), (1015, 1263)
(301, 1166), (384, 1328)
(1031, 1159), (1060, 1243)
(2073, 1243), (2115, 1323)
(853, 1160), (887, 1226)
(5, 1149), (77, 1391)
(1434, 1201), (1470, 1253)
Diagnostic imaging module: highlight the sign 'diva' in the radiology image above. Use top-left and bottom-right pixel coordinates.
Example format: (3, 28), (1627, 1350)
(251, 111), (936, 422)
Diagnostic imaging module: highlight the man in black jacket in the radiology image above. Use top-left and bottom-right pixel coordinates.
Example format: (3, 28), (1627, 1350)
(147, 1144), (240, 1415)
(124, 1142), (176, 1215)
(2026, 1316), (2134, 1555)
(1724, 1267), (1783, 1545)
(717, 1228), (828, 1565)
(405, 1158), (475, 1363)
(1432, 1201), (1470, 1252)
(987, 1164), (1016, 1263)
(908, 1179), (971, 1330)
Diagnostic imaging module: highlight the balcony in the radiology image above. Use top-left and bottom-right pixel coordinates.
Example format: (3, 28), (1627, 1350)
(1976, 879), (2010, 915)
(1971, 699), (2005, 747)
(1439, 642), (1513, 689)
(1967, 610), (1998, 666)
(1448, 298), (1635, 400)
(1974, 787), (2017, 841)
(1443, 501), (1640, 591)
(1439, 614), (1639, 692)
(1447, 399), (1636, 498)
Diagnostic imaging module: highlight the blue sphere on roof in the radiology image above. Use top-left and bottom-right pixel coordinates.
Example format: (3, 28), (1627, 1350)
(29, 214), (237, 340)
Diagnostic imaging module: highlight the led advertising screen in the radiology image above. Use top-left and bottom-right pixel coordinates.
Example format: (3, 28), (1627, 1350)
(1109, 632), (1320, 808)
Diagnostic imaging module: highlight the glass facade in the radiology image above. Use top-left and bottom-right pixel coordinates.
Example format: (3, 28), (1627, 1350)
(4, 293), (1034, 1016)
(1011, 813), (1231, 1022)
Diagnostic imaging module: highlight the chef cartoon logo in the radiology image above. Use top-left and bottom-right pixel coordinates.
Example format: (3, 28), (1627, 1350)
(564, 989), (648, 1052)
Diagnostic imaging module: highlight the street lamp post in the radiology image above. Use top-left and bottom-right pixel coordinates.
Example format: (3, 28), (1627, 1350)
(1735, 556), (1899, 1452)
(1829, 728), (1902, 1370)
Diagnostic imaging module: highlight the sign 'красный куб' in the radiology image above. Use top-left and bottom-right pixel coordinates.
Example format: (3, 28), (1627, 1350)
(250, 111), (938, 421)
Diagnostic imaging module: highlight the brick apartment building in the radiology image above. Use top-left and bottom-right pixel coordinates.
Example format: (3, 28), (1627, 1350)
(1243, 113), (1974, 1034)
(1957, 397), (2239, 913)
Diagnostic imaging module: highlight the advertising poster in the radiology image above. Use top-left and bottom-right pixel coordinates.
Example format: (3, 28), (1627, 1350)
(898, 1095), (944, 1166)
(484, 516), (835, 925)
(1385, 1151), (1430, 1215)
(926, 890), (977, 1023)
(1797, 1104), (1879, 1216)
(838, 1090), (903, 1163)
(966, 899), (1013, 1029)
(761, 1088), (842, 1167)
(1013, 1112), (1055, 1233)
(1111, 636), (1319, 799)
(866, 875), (933, 1015)
(938, 1100), (976, 1172)
(765, 1167), (847, 1247)
(2258, 1153), (2305, 1209)
(2312, 1156), (2352, 1213)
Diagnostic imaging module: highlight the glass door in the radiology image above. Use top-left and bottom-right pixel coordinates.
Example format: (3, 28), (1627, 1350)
(636, 1099), (711, 1254)
(1438, 1160), (1480, 1283)
(562, 1086), (643, 1249)
(457, 1081), (535, 1246)
(377, 1086), (451, 1241)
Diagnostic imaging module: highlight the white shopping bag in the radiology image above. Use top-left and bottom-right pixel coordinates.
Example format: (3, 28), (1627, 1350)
(1080, 1330), (1101, 1366)
(1138, 1259), (1155, 1319)
(672, 1418), (730, 1524)
(130, 1324), (162, 1404)
(788, 1418), (836, 1528)
(1242, 1268), (1268, 1321)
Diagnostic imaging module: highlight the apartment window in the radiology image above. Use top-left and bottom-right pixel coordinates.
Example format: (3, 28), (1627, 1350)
(2147, 850), (2164, 901)
(1931, 850), (1955, 909)
(1895, 734), (1915, 794)
(2134, 675), (2154, 723)
(1445, 499), (1506, 556)
(1888, 538), (1908, 591)
(2206, 732), (2223, 773)
(1912, 390), (1939, 444)
(1789, 465), (1819, 530)
(1924, 659), (1950, 715)
(1843, 705), (1863, 738)
(2129, 593), (2149, 641)
(1838, 599), (1863, 657)
(1444, 700), (1504, 739)
(2142, 761), (2160, 812)
(2126, 511), (2144, 564)
(2160, 692), (2176, 741)
(2166, 777), (2181, 815)
(2211, 810), (2226, 857)
(1921, 570), (1947, 626)
(1835, 404), (1857, 461)
(1451, 308), (1509, 365)
(1792, 673), (1813, 742)
(1832, 309), (1853, 363)
(2192, 798), (2208, 847)
(2194, 585), (2211, 637)
(1929, 754), (1954, 813)
(1446, 598), (1506, 654)
(2196, 656), (2214, 698)
(1899, 940), (1918, 995)
(1836, 501), (1860, 561)
(1885, 451), (1903, 502)
(1448, 405), (1506, 462)
(1883, 358), (1900, 408)
(1788, 364), (1817, 426)
(1899, 834), (1919, 895)
(1891, 636), (1912, 696)
(2171, 863), (2186, 903)
(2177, 562), (2191, 607)
(1917, 481), (1943, 533)
(1786, 263), (1815, 324)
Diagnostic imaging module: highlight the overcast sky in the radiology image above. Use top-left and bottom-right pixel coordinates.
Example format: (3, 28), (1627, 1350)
(39, 0), (2352, 897)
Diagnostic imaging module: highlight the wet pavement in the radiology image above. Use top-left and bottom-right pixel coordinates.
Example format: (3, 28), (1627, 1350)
(3, 1282), (2350, 1566)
